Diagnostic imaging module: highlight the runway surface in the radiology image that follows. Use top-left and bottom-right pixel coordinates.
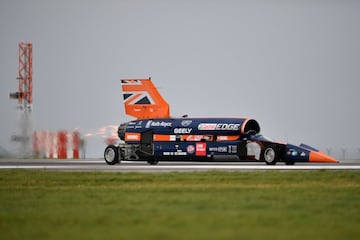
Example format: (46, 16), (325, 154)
(0, 158), (359, 172)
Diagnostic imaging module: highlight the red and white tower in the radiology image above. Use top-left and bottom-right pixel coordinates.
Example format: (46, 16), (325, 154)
(10, 42), (33, 156)
(10, 42), (33, 111)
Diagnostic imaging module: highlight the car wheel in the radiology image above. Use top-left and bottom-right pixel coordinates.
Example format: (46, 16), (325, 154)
(264, 145), (277, 165)
(104, 145), (119, 165)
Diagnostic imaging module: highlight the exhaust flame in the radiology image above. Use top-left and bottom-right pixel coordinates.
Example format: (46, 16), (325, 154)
(84, 125), (118, 139)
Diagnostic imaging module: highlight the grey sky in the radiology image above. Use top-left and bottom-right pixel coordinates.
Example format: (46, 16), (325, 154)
(1, 0), (359, 158)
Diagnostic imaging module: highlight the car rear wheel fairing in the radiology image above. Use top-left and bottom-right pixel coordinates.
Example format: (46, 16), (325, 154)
(264, 145), (277, 165)
(104, 145), (119, 165)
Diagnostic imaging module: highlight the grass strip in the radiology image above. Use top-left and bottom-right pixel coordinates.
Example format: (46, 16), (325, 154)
(0, 170), (359, 240)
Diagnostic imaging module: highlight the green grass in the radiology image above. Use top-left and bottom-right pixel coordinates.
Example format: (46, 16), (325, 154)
(0, 170), (359, 240)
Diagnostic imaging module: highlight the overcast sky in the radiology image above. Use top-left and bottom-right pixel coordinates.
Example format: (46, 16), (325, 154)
(1, 0), (359, 158)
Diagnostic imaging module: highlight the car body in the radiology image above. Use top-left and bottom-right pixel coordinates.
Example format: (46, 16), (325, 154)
(104, 79), (338, 165)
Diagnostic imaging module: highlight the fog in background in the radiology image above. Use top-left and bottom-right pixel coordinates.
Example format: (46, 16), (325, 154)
(1, 0), (359, 158)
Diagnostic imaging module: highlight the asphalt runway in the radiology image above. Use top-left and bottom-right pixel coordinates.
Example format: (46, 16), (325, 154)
(0, 158), (359, 172)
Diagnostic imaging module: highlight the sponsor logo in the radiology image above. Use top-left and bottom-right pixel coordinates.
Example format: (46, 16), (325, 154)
(228, 145), (237, 154)
(196, 142), (207, 156)
(209, 146), (227, 153)
(198, 123), (217, 130)
(187, 145), (195, 154)
(127, 121), (139, 129)
(219, 146), (228, 153)
(198, 123), (241, 131)
(146, 120), (172, 128)
(181, 120), (193, 127)
(163, 151), (187, 156)
(174, 128), (192, 134)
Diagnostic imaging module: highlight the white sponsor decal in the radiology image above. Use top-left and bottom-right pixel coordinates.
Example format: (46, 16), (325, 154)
(163, 151), (187, 156)
(198, 123), (241, 131)
(174, 128), (192, 134)
(146, 120), (172, 128)
(181, 120), (193, 127)
(209, 146), (228, 153)
(145, 120), (152, 128)
(229, 145), (237, 154)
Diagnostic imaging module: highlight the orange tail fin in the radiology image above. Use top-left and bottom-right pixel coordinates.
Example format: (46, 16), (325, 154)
(121, 79), (170, 119)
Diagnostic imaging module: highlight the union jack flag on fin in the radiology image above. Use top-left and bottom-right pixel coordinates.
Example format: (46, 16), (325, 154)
(121, 79), (170, 119)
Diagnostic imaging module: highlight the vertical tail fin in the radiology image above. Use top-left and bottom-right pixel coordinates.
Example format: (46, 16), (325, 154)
(121, 79), (170, 119)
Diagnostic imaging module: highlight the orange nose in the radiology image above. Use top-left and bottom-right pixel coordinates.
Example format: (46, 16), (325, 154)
(309, 151), (339, 163)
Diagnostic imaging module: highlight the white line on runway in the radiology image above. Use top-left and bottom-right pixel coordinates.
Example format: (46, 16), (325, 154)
(0, 165), (360, 170)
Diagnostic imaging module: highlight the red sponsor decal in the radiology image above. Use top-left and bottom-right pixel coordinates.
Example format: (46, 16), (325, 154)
(196, 142), (207, 156)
